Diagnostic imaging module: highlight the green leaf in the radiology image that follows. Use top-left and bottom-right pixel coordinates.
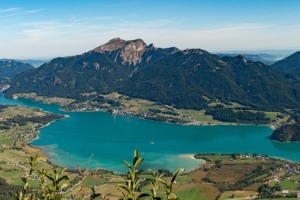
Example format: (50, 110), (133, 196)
(134, 178), (145, 188)
(171, 168), (184, 185)
(60, 183), (69, 189)
(43, 173), (55, 182)
(156, 177), (166, 185)
(123, 160), (131, 169)
(134, 157), (144, 169)
(134, 149), (138, 159)
(57, 175), (69, 184)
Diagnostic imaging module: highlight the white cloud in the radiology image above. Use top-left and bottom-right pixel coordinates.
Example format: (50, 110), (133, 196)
(0, 8), (21, 13)
(1, 18), (300, 59)
(0, 8), (43, 19)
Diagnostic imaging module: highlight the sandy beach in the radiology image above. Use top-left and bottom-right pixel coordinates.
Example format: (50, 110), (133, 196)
(179, 154), (196, 159)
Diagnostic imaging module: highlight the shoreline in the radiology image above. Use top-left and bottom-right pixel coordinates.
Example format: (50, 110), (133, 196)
(27, 115), (68, 144)
(179, 154), (197, 160)
(2, 94), (297, 173)
(8, 93), (277, 129)
(61, 107), (274, 129)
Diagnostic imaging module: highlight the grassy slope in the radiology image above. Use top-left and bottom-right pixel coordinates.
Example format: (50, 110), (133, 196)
(12, 92), (291, 126)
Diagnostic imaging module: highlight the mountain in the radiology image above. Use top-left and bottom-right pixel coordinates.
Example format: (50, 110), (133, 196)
(272, 51), (300, 76)
(217, 53), (278, 65)
(4, 38), (300, 111)
(0, 60), (34, 79)
(17, 59), (49, 68)
(0, 60), (34, 92)
(93, 38), (179, 71)
(0, 59), (49, 68)
(5, 38), (178, 98)
(120, 51), (300, 110)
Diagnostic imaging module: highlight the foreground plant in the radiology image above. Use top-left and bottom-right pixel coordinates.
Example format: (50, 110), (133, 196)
(16, 155), (69, 200)
(118, 150), (184, 200)
(16, 155), (38, 200)
(40, 167), (69, 199)
(118, 150), (149, 200)
(147, 169), (165, 200)
(159, 169), (184, 200)
(16, 150), (183, 200)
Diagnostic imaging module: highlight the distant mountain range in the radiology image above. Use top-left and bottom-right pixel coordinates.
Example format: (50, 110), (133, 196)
(0, 60), (34, 92)
(0, 60), (34, 79)
(0, 59), (49, 68)
(217, 53), (279, 65)
(4, 38), (300, 112)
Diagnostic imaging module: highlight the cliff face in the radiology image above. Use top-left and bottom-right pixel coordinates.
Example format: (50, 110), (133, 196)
(93, 38), (178, 71)
(93, 38), (148, 66)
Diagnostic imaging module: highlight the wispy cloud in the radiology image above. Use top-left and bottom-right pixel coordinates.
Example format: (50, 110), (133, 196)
(0, 8), (43, 19)
(2, 16), (300, 59)
(0, 8), (21, 13)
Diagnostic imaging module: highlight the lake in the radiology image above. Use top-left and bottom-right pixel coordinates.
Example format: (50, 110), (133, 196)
(1, 94), (299, 173)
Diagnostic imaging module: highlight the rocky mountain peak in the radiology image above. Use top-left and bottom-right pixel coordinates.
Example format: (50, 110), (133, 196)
(93, 38), (127, 53)
(94, 38), (148, 66)
(121, 39), (147, 66)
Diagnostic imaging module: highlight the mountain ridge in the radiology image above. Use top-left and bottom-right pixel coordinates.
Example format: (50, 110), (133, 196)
(0, 60), (34, 79)
(4, 38), (300, 113)
(272, 51), (300, 76)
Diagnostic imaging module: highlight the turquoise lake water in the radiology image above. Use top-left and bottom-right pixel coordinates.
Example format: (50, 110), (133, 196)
(1, 94), (300, 173)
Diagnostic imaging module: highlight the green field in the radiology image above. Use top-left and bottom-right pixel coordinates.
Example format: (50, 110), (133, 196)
(0, 105), (299, 200)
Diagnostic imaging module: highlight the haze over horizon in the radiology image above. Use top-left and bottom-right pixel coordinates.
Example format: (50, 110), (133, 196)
(1, 0), (300, 59)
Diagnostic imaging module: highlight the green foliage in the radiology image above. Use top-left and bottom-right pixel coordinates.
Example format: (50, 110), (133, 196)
(16, 150), (184, 200)
(16, 155), (38, 200)
(118, 149), (149, 200)
(271, 123), (300, 142)
(205, 108), (270, 124)
(121, 52), (300, 111)
(39, 167), (69, 199)
(158, 168), (184, 200)
(118, 150), (184, 200)
(4, 114), (64, 127)
(258, 184), (282, 198)
(16, 155), (69, 200)
(147, 169), (165, 199)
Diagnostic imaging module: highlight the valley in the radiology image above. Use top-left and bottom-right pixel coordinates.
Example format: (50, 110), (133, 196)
(1, 1), (300, 199)
(3, 38), (300, 142)
(0, 105), (300, 200)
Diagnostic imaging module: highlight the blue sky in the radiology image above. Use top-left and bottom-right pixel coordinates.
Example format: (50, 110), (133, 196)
(1, 0), (300, 59)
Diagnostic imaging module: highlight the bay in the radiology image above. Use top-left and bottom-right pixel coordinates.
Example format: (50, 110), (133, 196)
(1, 94), (299, 173)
